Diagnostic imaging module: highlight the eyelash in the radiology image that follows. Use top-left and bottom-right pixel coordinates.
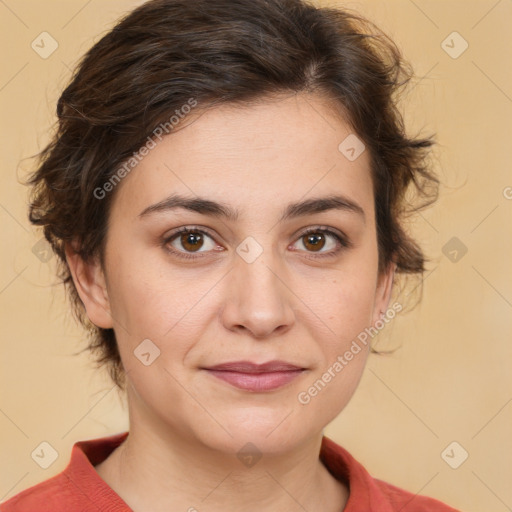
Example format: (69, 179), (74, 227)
(162, 225), (350, 261)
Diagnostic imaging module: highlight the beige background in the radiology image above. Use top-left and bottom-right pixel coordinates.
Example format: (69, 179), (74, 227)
(1, 1), (511, 511)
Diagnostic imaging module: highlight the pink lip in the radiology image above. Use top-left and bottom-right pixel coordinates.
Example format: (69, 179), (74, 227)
(202, 360), (306, 392)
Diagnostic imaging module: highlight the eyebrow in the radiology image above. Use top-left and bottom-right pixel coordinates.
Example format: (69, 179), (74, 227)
(138, 193), (365, 223)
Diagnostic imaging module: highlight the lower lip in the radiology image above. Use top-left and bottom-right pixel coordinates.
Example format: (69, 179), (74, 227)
(205, 370), (304, 392)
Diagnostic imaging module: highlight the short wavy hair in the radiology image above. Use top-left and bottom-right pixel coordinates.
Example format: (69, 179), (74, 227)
(28, 0), (438, 389)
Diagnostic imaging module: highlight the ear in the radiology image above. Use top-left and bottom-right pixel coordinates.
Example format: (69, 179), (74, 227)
(371, 261), (397, 326)
(65, 243), (113, 329)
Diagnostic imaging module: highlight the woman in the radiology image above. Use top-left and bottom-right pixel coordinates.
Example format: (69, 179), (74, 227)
(2, 0), (459, 510)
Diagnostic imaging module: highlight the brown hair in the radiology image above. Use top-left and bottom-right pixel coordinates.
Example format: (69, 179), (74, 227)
(28, 0), (438, 389)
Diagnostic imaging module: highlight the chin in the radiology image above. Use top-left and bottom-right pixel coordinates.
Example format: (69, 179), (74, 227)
(192, 408), (315, 457)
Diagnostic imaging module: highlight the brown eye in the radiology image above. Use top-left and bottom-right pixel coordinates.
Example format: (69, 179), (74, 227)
(302, 232), (326, 252)
(167, 229), (218, 255)
(291, 228), (346, 256)
(180, 232), (204, 252)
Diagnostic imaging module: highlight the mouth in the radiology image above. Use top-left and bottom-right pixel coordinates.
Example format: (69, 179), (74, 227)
(201, 360), (307, 392)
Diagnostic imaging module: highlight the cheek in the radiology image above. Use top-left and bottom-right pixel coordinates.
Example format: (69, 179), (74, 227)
(309, 259), (378, 341)
(296, 347), (369, 432)
(294, 274), (376, 423)
(295, 260), (377, 411)
(103, 245), (220, 364)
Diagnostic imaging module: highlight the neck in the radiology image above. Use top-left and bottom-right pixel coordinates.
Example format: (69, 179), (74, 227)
(95, 406), (348, 511)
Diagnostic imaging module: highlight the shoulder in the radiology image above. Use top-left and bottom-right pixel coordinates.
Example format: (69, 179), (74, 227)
(372, 478), (461, 511)
(0, 472), (92, 512)
(320, 436), (461, 512)
(1, 432), (130, 512)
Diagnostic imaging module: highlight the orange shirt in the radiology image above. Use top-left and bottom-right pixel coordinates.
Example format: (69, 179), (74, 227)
(1, 432), (460, 511)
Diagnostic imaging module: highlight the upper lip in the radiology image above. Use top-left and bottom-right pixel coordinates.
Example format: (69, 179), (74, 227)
(203, 360), (304, 373)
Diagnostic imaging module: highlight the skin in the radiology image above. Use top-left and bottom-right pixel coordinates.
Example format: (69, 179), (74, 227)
(66, 93), (395, 512)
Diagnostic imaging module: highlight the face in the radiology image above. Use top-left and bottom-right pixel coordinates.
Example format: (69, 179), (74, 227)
(70, 93), (394, 455)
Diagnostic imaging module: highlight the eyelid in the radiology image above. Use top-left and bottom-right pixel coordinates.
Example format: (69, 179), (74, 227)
(294, 225), (350, 245)
(164, 225), (218, 241)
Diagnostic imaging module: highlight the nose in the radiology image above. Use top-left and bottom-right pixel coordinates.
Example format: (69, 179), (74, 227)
(220, 251), (296, 339)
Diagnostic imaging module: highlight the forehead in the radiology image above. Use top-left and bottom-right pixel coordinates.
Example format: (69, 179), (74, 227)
(110, 93), (374, 221)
